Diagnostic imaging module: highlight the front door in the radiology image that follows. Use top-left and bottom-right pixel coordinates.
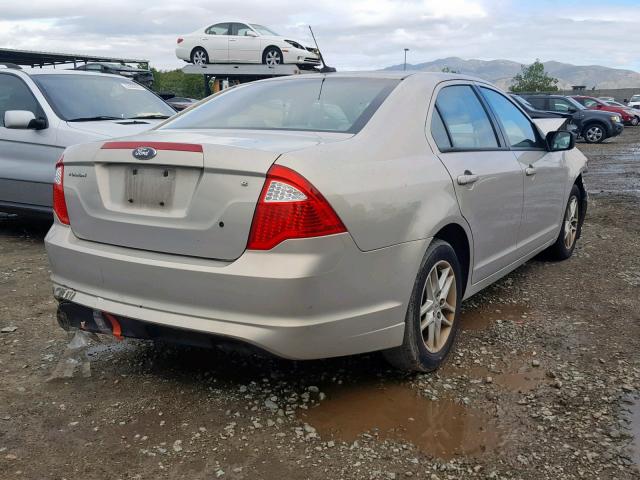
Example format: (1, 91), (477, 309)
(0, 73), (62, 211)
(478, 87), (567, 252)
(431, 84), (524, 283)
(228, 23), (261, 63)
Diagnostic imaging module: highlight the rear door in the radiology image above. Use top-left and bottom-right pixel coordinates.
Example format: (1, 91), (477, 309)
(202, 23), (230, 62)
(0, 72), (61, 210)
(478, 86), (567, 252)
(228, 23), (261, 63)
(430, 83), (524, 283)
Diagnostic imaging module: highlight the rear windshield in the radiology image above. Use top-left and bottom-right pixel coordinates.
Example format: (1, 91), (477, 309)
(32, 74), (175, 121)
(161, 77), (400, 134)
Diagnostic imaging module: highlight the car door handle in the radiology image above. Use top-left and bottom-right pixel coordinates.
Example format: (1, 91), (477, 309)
(525, 165), (537, 176)
(457, 171), (479, 186)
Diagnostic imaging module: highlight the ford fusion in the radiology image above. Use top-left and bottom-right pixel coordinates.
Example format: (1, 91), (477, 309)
(45, 73), (587, 371)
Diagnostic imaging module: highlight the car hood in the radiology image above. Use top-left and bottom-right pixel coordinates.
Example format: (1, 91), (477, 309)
(260, 34), (313, 48)
(64, 119), (165, 139)
(585, 110), (621, 120)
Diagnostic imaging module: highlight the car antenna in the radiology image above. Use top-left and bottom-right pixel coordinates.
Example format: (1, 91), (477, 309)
(309, 26), (336, 73)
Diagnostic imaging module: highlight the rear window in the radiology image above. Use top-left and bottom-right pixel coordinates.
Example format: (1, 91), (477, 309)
(161, 77), (399, 134)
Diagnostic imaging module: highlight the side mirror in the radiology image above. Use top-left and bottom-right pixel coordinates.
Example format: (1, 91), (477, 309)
(547, 130), (575, 152)
(567, 108), (577, 114)
(246, 30), (258, 37)
(4, 110), (47, 130)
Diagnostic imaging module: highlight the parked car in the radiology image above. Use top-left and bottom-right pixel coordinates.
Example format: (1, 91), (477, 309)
(571, 95), (638, 126)
(605, 100), (640, 124)
(522, 94), (623, 143)
(75, 62), (154, 88)
(175, 22), (321, 67)
(0, 66), (175, 217)
(627, 94), (640, 110)
(165, 96), (198, 111)
(598, 96), (615, 102)
(46, 72), (587, 372)
(510, 94), (575, 134)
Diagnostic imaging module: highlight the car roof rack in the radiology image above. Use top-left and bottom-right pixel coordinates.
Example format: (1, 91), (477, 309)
(0, 63), (22, 69)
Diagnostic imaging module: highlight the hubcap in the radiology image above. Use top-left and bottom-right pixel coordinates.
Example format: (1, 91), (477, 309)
(564, 196), (579, 249)
(586, 126), (603, 142)
(193, 51), (206, 65)
(419, 260), (457, 353)
(265, 51), (281, 65)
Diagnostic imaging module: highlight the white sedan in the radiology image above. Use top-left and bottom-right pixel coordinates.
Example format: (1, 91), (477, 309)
(175, 22), (321, 66)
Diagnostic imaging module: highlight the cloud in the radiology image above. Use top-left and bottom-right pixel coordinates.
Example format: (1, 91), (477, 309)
(0, 0), (638, 72)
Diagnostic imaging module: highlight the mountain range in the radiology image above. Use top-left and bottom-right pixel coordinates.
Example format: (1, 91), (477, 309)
(383, 57), (640, 90)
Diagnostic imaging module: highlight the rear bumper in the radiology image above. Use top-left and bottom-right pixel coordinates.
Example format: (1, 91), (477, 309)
(45, 224), (428, 359)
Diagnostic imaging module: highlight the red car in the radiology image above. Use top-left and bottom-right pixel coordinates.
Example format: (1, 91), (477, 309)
(571, 95), (639, 126)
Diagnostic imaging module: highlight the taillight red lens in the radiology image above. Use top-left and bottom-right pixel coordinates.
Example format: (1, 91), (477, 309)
(247, 165), (346, 250)
(177, 37), (184, 44)
(53, 158), (70, 225)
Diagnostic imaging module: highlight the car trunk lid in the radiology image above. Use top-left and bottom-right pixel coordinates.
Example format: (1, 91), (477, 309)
(63, 130), (348, 260)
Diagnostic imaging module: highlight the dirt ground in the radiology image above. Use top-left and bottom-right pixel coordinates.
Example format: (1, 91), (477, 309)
(1, 128), (639, 480)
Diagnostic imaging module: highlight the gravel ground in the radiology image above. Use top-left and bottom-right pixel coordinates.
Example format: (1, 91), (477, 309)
(1, 128), (639, 480)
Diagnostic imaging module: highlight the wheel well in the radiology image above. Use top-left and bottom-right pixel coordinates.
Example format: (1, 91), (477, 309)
(263, 45), (282, 58)
(191, 46), (206, 57)
(582, 120), (605, 133)
(434, 224), (471, 295)
(574, 175), (588, 228)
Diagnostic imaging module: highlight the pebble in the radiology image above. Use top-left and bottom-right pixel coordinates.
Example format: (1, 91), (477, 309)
(0, 326), (17, 333)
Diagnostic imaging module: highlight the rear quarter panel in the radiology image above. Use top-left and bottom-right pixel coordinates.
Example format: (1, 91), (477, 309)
(276, 76), (466, 253)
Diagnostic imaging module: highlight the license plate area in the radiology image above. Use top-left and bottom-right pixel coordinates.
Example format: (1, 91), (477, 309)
(124, 166), (176, 209)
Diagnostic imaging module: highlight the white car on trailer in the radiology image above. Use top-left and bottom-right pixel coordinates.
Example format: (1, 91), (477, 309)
(175, 22), (321, 67)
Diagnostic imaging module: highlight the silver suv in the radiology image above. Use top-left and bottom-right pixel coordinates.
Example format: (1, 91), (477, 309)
(0, 66), (175, 216)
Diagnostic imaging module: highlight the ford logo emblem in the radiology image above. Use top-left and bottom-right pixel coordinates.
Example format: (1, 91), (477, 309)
(132, 146), (157, 160)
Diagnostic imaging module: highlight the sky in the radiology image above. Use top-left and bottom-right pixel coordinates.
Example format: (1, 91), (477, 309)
(1, 0), (639, 72)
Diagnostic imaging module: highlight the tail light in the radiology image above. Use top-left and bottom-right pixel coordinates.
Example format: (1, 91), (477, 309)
(53, 157), (70, 225)
(177, 37), (184, 44)
(247, 165), (346, 250)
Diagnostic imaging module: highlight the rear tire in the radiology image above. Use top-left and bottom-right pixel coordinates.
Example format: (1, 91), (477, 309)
(191, 48), (209, 65)
(582, 122), (606, 143)
(383, 239), (462, 372)
(544, 185), (582, 261)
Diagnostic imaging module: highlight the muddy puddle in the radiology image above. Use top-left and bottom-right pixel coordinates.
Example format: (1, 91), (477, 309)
(621, 394), (640, 467)
(461, 303), (529, 331)
(301, 382), (501, 459)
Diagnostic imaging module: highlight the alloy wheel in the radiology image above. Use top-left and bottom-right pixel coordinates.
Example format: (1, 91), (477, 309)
(564, 196), (579, 249)
(193, 51), (207, 65)
(420, 260), (457, 353)
(265, 50), (282, 65)
(586, 126), (603, 142)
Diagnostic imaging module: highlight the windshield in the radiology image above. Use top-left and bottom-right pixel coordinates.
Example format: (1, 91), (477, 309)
(630, 95), (640, 102)
(250, 24), (279, 36)
(512, 95), (534, 109)
(32, 74), (174, 121)
(565, 97), (586, 110)
(161, 77), (399, 134)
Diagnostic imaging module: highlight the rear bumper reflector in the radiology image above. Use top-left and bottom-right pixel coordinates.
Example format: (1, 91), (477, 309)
(101, 141), (203, 152)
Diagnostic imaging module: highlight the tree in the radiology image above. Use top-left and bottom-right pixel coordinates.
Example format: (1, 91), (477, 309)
(510, 59), (559, 93)
(441, 66), (459, 73)
(150, 68), (207, 99)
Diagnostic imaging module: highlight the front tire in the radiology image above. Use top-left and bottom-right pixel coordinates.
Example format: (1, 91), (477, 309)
(544, 185), (582, 260)
(191, 48), (209, 65)
(383, 240), (462, 372)
(583, 123), (606, 143)
(262, 47), (283, 66)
